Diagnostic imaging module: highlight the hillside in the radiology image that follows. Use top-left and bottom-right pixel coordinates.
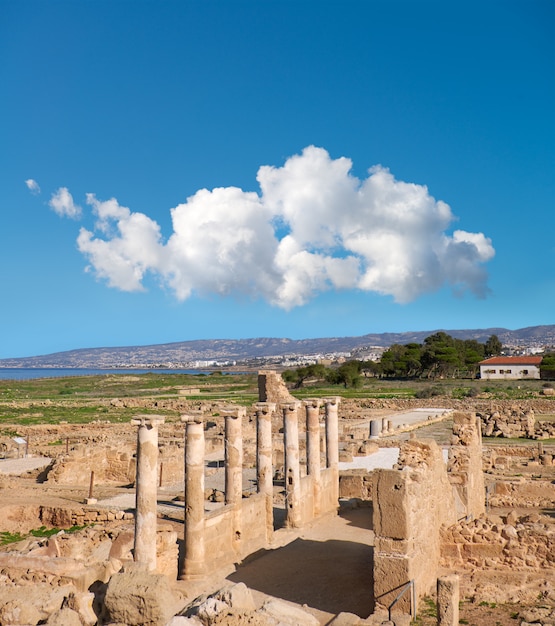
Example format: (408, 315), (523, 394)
(1, 325), (554, 369)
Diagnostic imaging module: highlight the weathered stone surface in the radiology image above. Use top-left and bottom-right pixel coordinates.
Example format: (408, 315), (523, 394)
(66, 591), (97, 626)
(0, 583), (75, 623)
(46, 607), (82, 626)
(166, 617), (203, 626)
(327, 611), (363, 625)
(437, 575), (459, 626)
(441, 512), (555, 571)
(477, 405), (555, 439)
(258, 599), (320, 625)
(374, 437), (458, 612)
(196, 597), (229, 621)
(448, 412), (485, 518)
(215, 582), (256, 612)
(373, 470), (408, 539)
(102, 568), (181, 625)
(257, 370), (296, 405)
(339, 470), (372, 500)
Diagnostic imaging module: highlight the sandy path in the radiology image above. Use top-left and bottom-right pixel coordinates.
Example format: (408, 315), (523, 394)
(226, 503), (375, 624)
(0, 456), (51, 475)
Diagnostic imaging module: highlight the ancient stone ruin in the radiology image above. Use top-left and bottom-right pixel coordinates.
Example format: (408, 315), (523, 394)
(0, 371), (553, 626)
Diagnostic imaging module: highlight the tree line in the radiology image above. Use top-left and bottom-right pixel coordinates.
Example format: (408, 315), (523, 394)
(282, 332), (504, 388)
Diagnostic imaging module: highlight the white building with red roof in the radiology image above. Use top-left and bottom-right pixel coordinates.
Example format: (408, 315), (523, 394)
(479, 355), (543, 380)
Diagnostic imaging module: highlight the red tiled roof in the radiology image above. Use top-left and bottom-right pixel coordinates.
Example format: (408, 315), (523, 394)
(479, 356), (543, 366)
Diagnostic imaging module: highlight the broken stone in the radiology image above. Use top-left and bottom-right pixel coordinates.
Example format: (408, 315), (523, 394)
(102, 567), (181, 625)
(258, 599), (319, 625)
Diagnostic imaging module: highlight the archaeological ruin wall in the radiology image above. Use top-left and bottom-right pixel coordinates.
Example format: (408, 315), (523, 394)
(372, 410), (487, 616)
(373, 438), (457, 615)
(257, 370), (296, 405)
(447, 411), (486, 519)
(179, 394), (342, 580)
(440, 511), (555, 605)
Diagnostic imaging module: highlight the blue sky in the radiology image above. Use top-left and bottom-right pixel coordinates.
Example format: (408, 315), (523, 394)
(1, 0), (553, 359)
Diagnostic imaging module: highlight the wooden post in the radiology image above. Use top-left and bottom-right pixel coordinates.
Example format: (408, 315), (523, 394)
(88, 471), (95, 499)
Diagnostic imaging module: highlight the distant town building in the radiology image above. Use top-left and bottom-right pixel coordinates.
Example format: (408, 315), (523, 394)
(479, 355), (542, 380)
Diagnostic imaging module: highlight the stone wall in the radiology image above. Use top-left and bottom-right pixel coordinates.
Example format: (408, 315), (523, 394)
(339, 469), (373, 500)
(257, 370), (296, 405)
(373, 439), (457, 614)
(441, 511), (555, 570)
(0, 503), (133, 534)
(320, 467), (340, 513)
(447, 412), (485, 519)
(202, 493), (272, 574)
(478, 407), (535, 438)
(0, 519), (178, 588)
(488, 477), (555, 509)
(441, 512), (555, 605)
(45, 438), (225, 487)
(46, 444), (136, 485)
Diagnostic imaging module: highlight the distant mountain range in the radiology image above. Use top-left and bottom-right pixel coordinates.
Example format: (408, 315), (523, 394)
(1, 325), (554, 369)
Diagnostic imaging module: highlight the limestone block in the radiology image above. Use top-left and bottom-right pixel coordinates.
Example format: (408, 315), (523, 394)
(391, 616), (412, 626)
(327, 611), (363, 625)
(374, 536), (410, 555)
(339, 472), (372, 499)
(89, 538), (113, 562)
(440, 544), (462, 561)
(0, 599), (43, 626)
(259, 599), (320, 625)
(46, 607), (82, 626)
(102, 568), (180, 625)
(66, 592), (97, 626)
(196, 597), (228, 621)
(501, 525), (518, 540)
(437, 575), (459, 626)
(258, 370), (296, 404)
(373, 554), (410, 611)
(109, 530), (135, 560)
(166, 618), (203, 625)
(215, 582), (256, 612)
(373, 470), (408, 539)
(0, 584), (73, 625)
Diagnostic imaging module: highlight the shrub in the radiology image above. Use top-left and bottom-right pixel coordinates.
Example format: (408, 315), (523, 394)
(415, 385), (442, 399)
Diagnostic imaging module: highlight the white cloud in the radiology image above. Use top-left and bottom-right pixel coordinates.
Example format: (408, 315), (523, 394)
(77, 194), (165, 291)
(25, 179), (41, 194)
(69, 146), (495, 308)
(49, 187), (82, 219)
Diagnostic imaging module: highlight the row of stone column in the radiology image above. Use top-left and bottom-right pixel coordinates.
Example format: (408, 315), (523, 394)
(281, 398), (340, 528)
(369, 417), (395, 439)
(130, 398), (341, 577)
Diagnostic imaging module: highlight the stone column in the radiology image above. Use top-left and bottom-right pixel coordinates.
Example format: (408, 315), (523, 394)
(255, 402), (276, 543)
(324, 397), (340, 469)
(180, 415), (205, 580)
(437, 575), (459, 626)
(283, 402), (302, 528)
(131, 415), (164, 571)
(224, 407), (245, 555)
(255, 402), (275, 496)
(324, 397), (340, 505)
(370, 419), (381, 439)
(223, 407), (245, 505)
(304, 399), (322, 516)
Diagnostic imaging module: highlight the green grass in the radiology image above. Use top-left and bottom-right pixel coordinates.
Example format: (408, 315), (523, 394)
(0, 373), (553, 427)
(0, 524), (87, 545)
(537, 413), (555, 422)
